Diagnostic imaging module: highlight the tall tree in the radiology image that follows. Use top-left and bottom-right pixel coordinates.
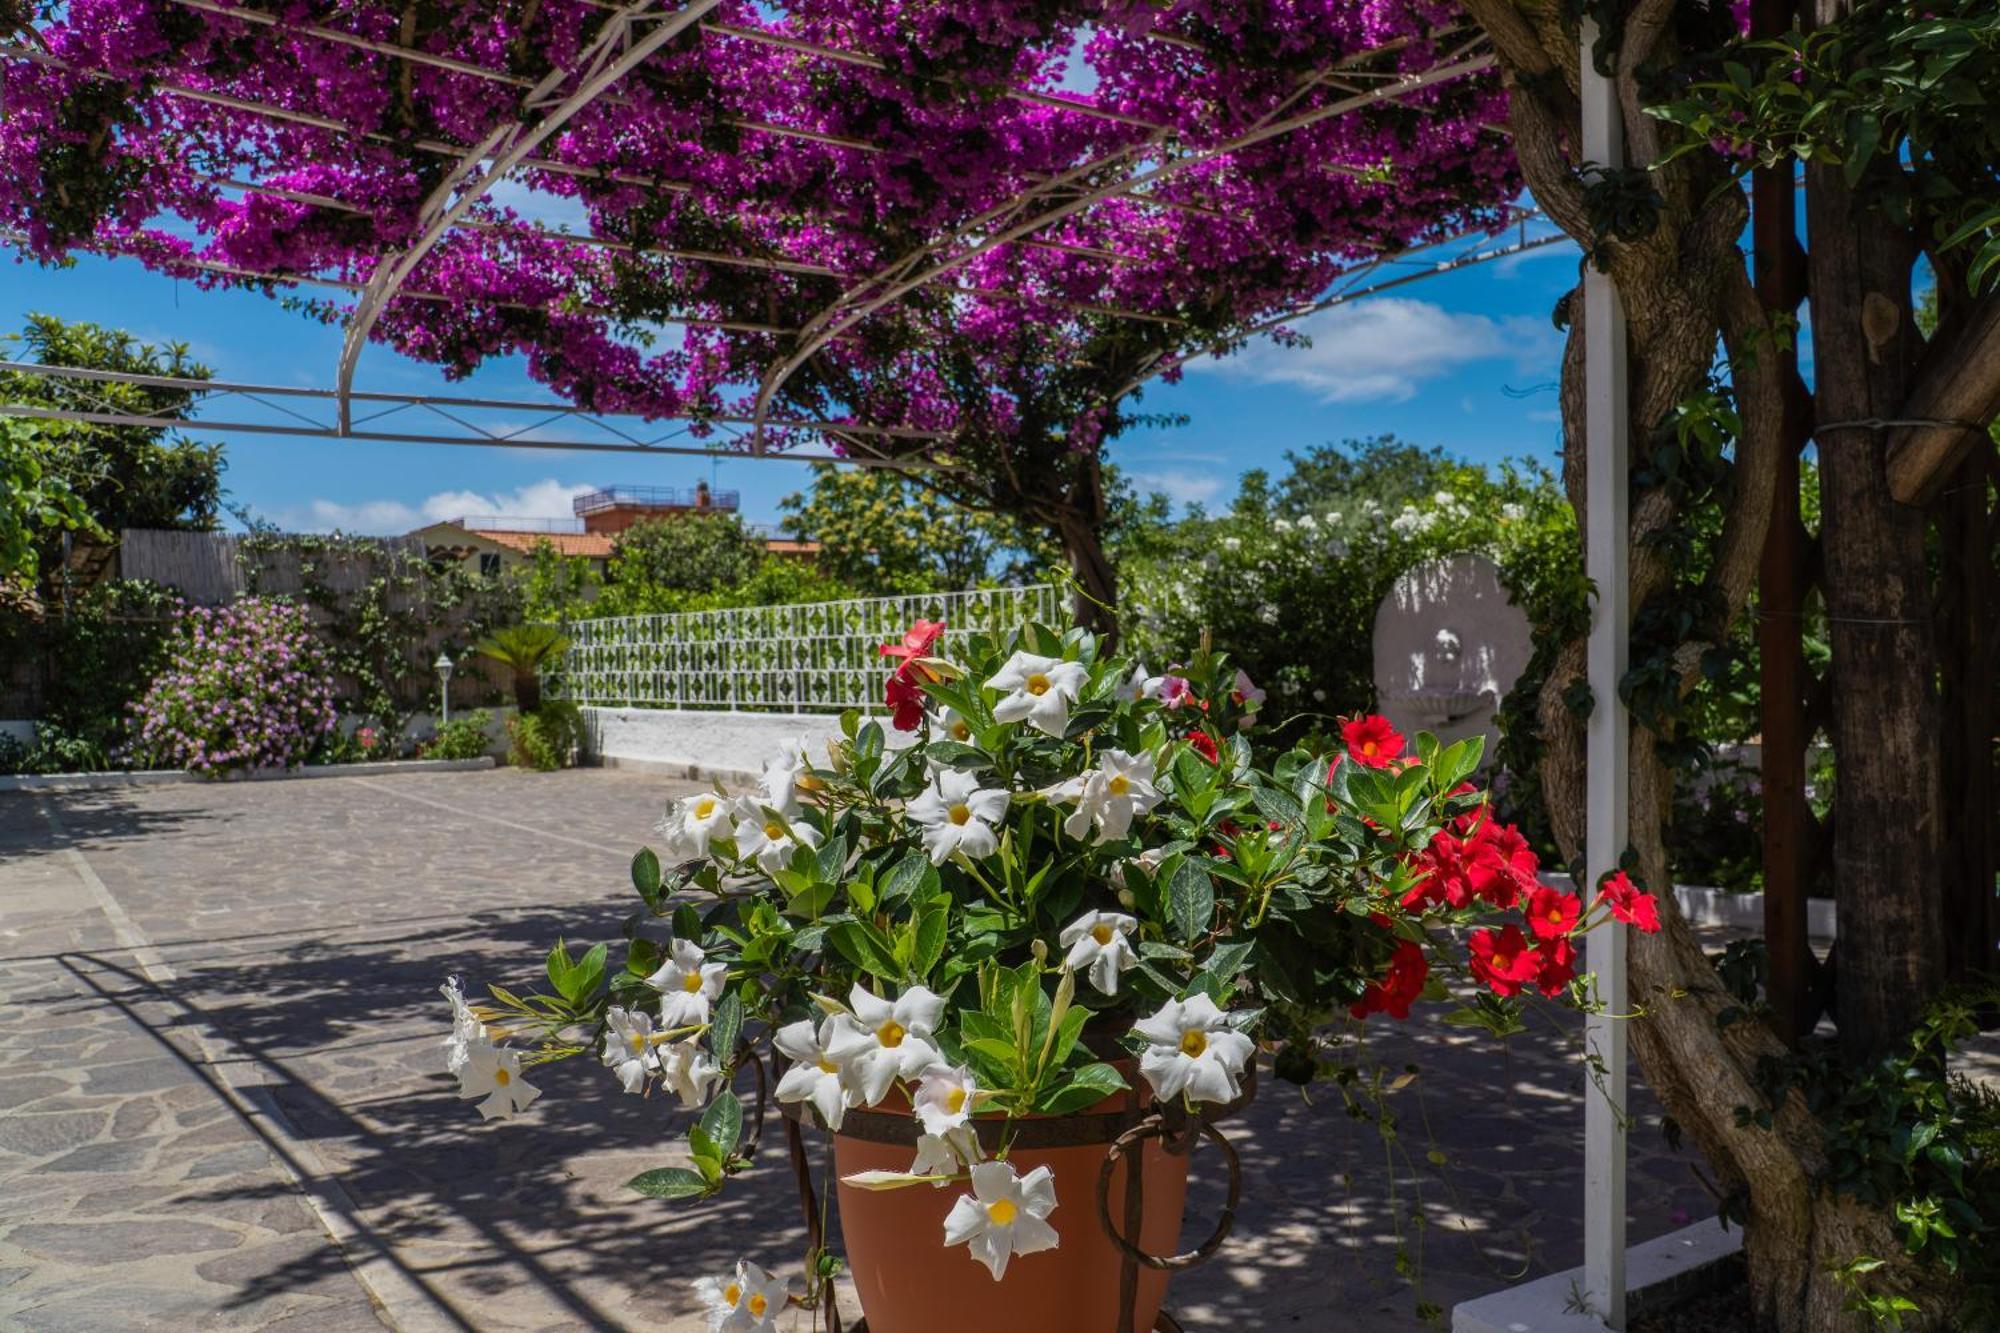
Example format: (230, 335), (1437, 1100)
(1456, 0), (2000, 1324)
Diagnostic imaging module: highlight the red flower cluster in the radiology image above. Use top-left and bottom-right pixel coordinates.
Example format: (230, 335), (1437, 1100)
(1400, 808), (1542, 913)
(1598, 870), (1661, 933)
(1341, 714), (1405, 769)
(1185, 731), (1220, 764)
(879, 620), (945, 732)
(1468, 924), (1575, 998)
(1350, 940), (1428, 1020)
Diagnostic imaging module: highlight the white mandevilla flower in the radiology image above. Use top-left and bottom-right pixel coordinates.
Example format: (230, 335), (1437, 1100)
(658, 790), (735, 859)
(943, 1160), (1060, 1280)
(772, 1016), (854, 1131)
(826, 984), (944, 1104)
(692, 1258), (788, 1333)
(732, 804), (824, 876)
(455, 1038), (541, 1120)
(1135, 994), (1255, 1105)
(1115, 662), (1162, 702)
(984, 651), (1088, 737)
(1059, 910), (1140, 996)
(646, 938), (729, 1028)
(910, 1126), (983, 1184)
(939, 707), (976, 743)
(1044, 749), (1161, 844)
(658, 1037), (720, 1109)
(440, 977), (484, 1074)
(601, 1005), (659, 1095)
(907, 769), (1010, 865)
(912, 1063), (979, 1137)
(1501, 502), (1525, 521)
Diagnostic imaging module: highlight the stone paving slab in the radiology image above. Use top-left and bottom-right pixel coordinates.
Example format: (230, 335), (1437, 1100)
(0, 767), (1720, 1331)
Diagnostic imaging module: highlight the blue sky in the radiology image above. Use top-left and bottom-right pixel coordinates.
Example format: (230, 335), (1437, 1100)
(3, 227), (1582, 532)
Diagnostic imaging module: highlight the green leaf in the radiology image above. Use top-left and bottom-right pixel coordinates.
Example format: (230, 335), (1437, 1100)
(545, 938), (574, 997)
(1167, 858), (1215, 941)
(828, 921), (905, 982)
(700, 1090), (744, 1156)
(569, 942), (607, 1004)
(710, 992), (743, 1064)
(923, 740), (990, 769)
(1038, 1062), (1128, 1115)
(672, 904), (702, 943)
(815, 832), (850, 884)
(879, 852), (931, 909)
(631, 848), (662, 909)
(1249, 785), (1302, 826)
(1202, 939), (1254, 983)
(912, 905), (949, 980)
(627, 1166), (712, 1200)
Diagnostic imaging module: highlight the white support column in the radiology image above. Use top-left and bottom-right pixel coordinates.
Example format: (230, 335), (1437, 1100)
(1580, 19), (1630, 1332)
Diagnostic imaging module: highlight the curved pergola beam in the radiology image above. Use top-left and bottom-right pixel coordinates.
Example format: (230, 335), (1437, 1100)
(334, 0), (722, 433)
(747, 40), (1497, 451)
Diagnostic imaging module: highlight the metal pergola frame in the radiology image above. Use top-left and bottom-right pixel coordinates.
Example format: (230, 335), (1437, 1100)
(1, 9), (1639, 1325)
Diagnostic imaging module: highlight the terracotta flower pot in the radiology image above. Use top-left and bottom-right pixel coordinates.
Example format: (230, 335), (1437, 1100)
(834, 1120), (1187, 1333)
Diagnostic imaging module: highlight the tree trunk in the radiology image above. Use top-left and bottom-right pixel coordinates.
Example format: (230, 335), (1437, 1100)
(1803, 163), (1945, 1061)
(515, 670), (543, 715)
(1051, 454), (1118, 641)
(1455, 1), (1956, 1324)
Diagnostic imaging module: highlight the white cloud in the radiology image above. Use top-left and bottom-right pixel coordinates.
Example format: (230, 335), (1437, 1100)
(272, 478), (596, 535)
(1190, 297), (1559, 404)
(1127, 468), (1224, 507)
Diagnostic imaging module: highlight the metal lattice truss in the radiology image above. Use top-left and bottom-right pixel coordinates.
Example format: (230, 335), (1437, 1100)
(0, 3), (1541, 460)
(561, 584), (1063, 711)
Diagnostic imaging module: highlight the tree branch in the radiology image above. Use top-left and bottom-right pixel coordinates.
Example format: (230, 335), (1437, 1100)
(1888, 291), (2000, 503)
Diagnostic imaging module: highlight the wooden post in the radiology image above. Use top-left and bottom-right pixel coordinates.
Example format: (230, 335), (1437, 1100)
(1580, 19), (1629, 1329)
(1752, 0), (1815, 1045)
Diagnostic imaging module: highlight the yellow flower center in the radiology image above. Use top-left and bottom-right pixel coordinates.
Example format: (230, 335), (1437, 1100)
(629, 1033), (647, 1053)
(681, 972), (704, 994)
(748, 1293), (768, 1317)
(1547, 906), (1564, 922)
(1025, 672), (1051, 696)
(1493, 949), (1515, 970)
(723, 1283), (742, 1307)
(1107, 773), (1130, 796)
(693, 797), (717, 818)
(494, 1067), (512, 1086)
(1091, 923), (1116, 946)
(951, 721), (971, 741)
(948, 803), (973, 826)
(817, 1057), (840, 1075)
(1178, 1029), (1208, 1058)
(764, 820), (785, 840)
(946, 1087), (968, 1115)
(987, 1198), (1018, 1226)
(876, 1019), (906, 1048)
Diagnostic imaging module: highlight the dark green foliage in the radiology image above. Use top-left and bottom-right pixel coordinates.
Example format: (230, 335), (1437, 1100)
(508, 700), (583, 771)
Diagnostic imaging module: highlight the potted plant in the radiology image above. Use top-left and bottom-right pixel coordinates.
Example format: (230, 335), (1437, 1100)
(438, 617), (1660, 1331)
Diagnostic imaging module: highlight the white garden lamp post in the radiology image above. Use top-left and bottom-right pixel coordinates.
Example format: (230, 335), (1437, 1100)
(435, 651), (455, 726)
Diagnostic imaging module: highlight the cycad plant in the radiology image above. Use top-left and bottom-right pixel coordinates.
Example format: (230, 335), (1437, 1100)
(475, 623), (569, 713)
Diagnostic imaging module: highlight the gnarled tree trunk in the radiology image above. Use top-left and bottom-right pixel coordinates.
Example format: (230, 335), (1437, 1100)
(1456, 1), (1992, 1326)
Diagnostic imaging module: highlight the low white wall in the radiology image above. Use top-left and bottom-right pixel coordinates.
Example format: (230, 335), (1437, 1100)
(580, 706), (913, 784)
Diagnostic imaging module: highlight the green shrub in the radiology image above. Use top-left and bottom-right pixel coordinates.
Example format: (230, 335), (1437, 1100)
(508, 701), (581, 771)
(422, 709), (493, 761)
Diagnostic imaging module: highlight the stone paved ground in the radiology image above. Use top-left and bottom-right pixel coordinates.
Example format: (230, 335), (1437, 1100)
(0, 768), (1719, 1331)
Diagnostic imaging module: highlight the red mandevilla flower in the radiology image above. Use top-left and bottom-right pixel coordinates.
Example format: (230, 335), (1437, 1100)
(1468, 925), (1541, 998)
(879, 619), (946, 678)
(1524, 885), (1581, 941)
(1350, 940), (1429, 1021)
(1599, 870), (1662, 933)
(1185, 731), (1219, 764)
(1340, 714), (1404, 769)
(884, 670), (927, 733)
(1532, 936), (1577, 997)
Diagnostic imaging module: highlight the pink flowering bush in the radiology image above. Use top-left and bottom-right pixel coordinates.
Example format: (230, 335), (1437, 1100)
(128, 598), (338, 776)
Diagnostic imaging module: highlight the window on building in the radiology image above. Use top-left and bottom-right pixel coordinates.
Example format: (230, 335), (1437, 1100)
(478, 552), (503, 579)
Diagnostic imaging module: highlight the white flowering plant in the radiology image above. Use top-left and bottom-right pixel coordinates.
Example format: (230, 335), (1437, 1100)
(439, 616), (1659, 1297)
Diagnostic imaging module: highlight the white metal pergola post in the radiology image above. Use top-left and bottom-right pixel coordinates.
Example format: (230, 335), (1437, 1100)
(1580, 19), (1631, 1332)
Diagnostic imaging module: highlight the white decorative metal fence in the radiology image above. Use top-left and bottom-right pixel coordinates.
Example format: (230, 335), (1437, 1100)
(559, 585), (1063, 711)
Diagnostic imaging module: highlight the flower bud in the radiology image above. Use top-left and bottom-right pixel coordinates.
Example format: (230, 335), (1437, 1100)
(1030, 938), (1048, 965)
(1117, 888), (1136, 910)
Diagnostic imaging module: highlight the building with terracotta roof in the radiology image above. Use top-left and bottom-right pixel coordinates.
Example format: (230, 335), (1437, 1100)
(410, 483), (817, 582)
